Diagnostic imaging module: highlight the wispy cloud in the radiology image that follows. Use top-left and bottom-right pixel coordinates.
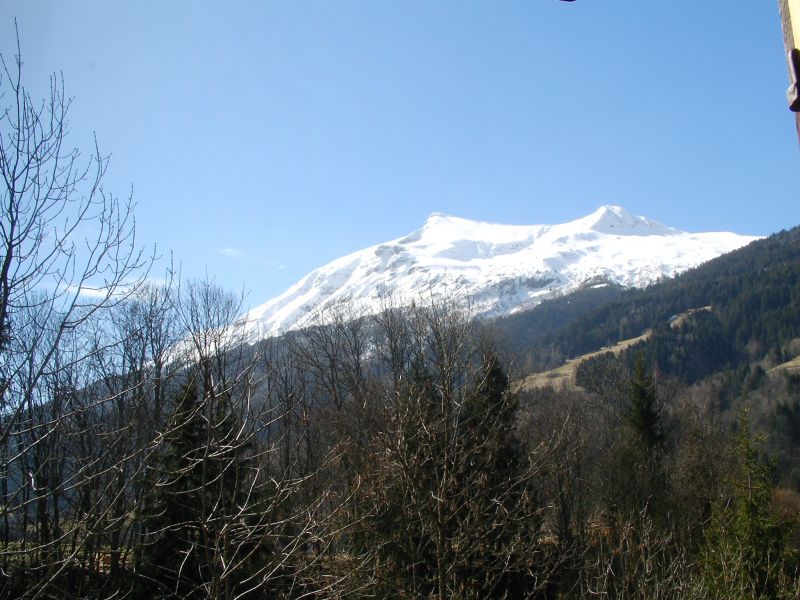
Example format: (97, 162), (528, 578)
(70, 285), (113, 299)
(219, 248), (246, 258)
(63, 277), (172, 300)
(218, 248), (285, 269)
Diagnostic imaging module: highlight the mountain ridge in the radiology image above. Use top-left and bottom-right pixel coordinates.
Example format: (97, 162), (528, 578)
(240, 205), (759, 342)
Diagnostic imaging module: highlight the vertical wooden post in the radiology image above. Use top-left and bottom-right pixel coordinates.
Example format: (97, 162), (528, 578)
(778, 0), (800, 145)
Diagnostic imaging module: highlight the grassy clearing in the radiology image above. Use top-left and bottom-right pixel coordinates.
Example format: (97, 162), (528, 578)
(769, 355), (800, 376)
(515, 307), (715, 392)
(516, 330), (651, 392)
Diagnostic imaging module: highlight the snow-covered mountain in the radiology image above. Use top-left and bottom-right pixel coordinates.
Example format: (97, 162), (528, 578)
(240, 206), (759, 341)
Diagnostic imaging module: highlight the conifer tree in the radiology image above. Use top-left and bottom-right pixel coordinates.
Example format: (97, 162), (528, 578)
(627, 354), (663, 450)
(137, 375), (207, 598)
(606, 355), (667, 525)
(701, 409), (793, 599)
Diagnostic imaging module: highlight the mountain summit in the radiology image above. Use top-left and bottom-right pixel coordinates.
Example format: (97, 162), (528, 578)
(241, 206), (759, 341)
(577, 205), (678, 235)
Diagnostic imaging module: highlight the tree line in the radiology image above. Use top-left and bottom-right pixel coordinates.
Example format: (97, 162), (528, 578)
(4, 280), (800, 598)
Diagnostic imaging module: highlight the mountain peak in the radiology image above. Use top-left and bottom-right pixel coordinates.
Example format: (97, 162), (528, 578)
(422, 212), (480, 230)
(422, 212), (457, 228)
(576, 204), (679, 236)
(593, 204), (630, 219)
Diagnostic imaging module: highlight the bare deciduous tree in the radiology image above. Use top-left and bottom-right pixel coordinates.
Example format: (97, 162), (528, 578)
(0, 26), (150, 450)
(0, 28), (154, 598)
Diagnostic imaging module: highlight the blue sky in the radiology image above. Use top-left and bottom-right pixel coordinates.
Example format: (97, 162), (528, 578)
(3, 1), (797, 307)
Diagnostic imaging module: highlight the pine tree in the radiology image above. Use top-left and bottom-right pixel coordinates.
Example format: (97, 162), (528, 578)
(627, 354), (663, 450)
(137, 375), (207, 598)
(700, 409), (794, 599)
(453, 353), (533, 598)
(607, 355), (668, 526)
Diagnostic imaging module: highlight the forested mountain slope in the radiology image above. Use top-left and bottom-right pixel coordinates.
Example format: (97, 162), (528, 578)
(504, 225), (800, 379)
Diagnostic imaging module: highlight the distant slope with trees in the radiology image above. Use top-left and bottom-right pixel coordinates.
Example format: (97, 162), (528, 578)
(502, 225), (800, 380)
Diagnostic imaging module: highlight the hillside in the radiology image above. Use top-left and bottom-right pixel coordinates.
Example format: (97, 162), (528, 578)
(504, 225), (800, 380)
